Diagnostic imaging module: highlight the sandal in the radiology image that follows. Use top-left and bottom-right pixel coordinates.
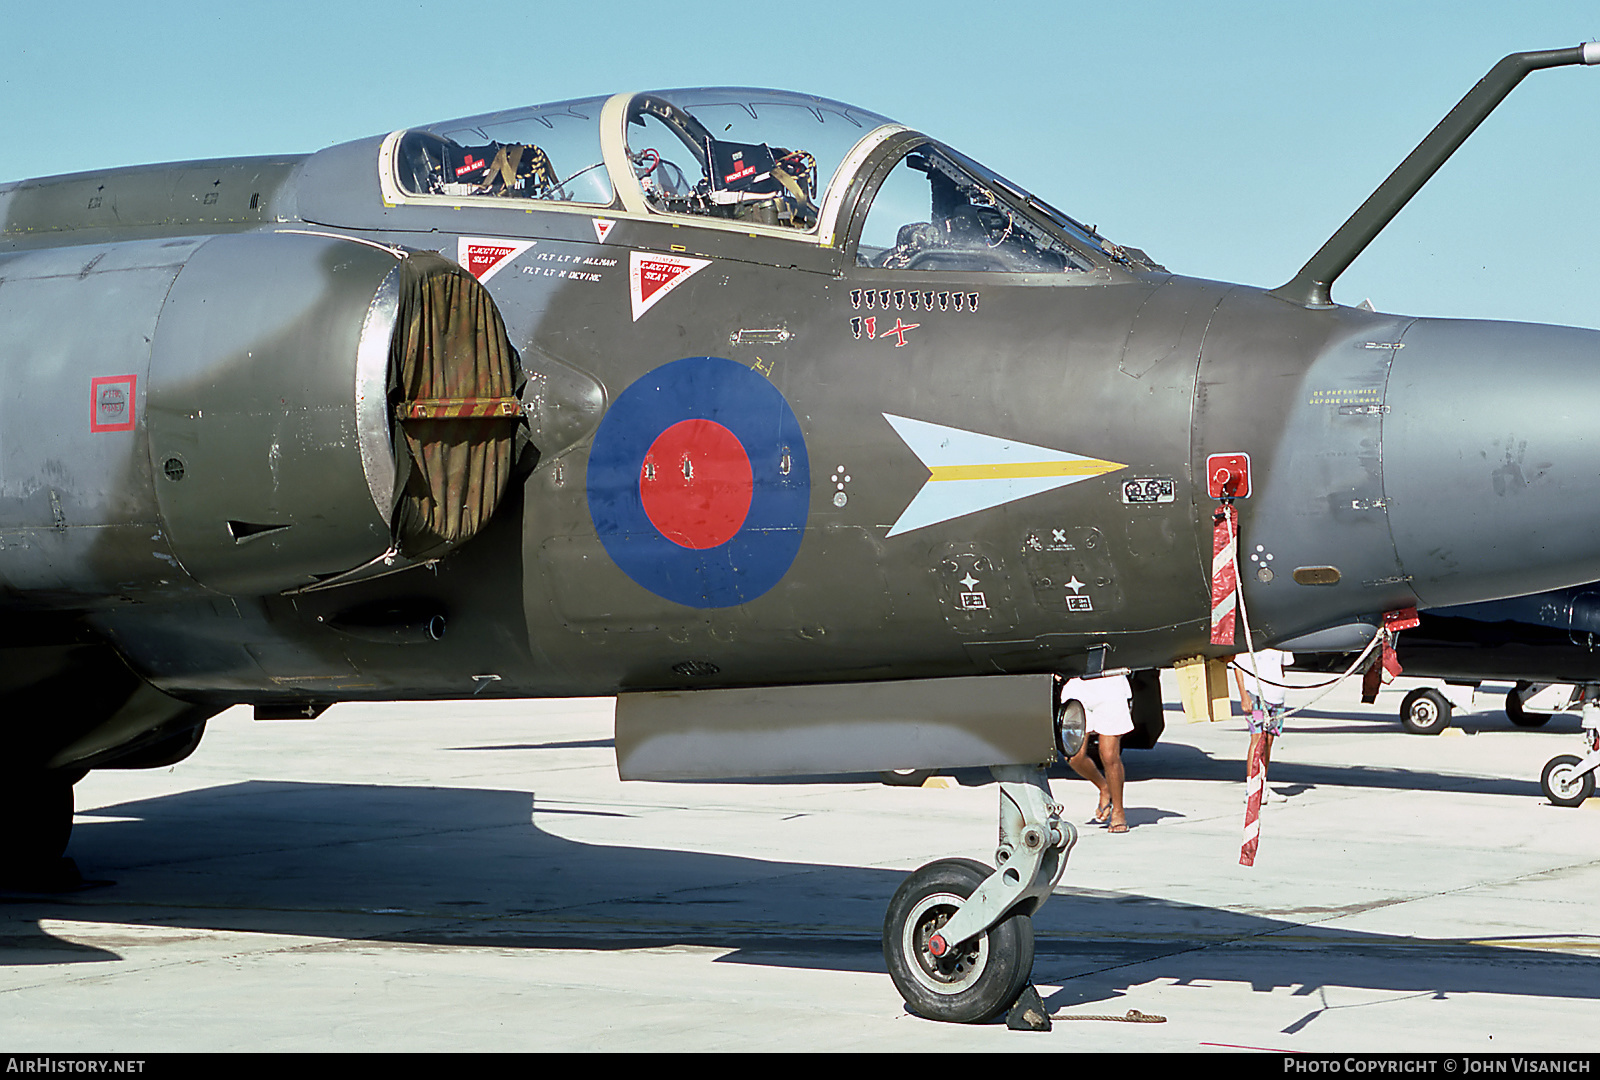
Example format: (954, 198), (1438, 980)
(1092, 799), (1112, 824)
(1108, 820), (1128, 834)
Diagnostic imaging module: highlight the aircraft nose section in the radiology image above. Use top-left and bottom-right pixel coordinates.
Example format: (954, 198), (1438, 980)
(1384, 319), (1600, 606)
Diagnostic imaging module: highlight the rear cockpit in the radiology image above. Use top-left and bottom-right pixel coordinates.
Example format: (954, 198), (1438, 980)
(392, 96), (615, 206)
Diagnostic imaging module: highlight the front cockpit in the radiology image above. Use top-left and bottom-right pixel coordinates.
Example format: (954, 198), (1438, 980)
(376, 88), (1158, 273)
(614, 90), (890, 230)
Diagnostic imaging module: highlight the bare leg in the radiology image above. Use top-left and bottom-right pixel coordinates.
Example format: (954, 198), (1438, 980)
(1100, 734), (1127, 831)
(1068, 738), (1110, 821)
(1248, 731), (1270, 777)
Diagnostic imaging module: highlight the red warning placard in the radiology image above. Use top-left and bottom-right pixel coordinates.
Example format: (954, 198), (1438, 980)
(630, 251), (711, 321)
(456, 237), (534, 283)
(90, 375), (137, 433)
(1206, 452), (1251, 498)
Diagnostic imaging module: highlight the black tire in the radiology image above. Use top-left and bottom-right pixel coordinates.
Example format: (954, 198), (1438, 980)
(1505, 684), (1551, 728)
(1541, 755), (1595, 807)
(1400, 688), (1451, 735)
(880, 769), (934, 787)
(882, 858), (1034, 1023)
(0, 775), (74, 871)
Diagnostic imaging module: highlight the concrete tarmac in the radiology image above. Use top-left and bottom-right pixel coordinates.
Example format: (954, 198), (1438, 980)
(3, 673), (1598, 1052)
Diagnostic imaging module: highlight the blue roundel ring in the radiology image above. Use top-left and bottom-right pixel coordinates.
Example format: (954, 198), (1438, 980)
(586, 356), (810, 608)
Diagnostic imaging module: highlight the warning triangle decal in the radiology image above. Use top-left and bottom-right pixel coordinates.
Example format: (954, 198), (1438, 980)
(592, 218), (616, 243)
(457, 237), (535, 283)
(630, 251), (712, 321)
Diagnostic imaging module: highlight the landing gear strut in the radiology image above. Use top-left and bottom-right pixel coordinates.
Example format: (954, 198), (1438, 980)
(883, 765), (1075, 1022)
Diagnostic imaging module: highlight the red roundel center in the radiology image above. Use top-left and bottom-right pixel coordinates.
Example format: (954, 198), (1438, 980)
(639, 419), (753, 550)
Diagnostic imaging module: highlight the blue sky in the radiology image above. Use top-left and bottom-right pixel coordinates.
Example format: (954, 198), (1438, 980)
(5, 1), (1600, 327)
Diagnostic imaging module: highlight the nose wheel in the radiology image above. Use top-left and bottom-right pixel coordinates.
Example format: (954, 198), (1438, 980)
(882, 765), (1074, 1023)
(1540, 706), (1600, 807)
(1541, 755), (1597, 807)
(884, 858), (1034, 1022)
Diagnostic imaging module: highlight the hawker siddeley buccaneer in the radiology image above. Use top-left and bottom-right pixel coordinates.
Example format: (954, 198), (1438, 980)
(2, 45), (1600, 1023)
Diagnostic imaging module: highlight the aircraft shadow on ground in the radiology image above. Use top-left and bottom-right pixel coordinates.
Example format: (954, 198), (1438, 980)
(550, 746), (1548, 798)
(1123, 741), (1546, 798)
(2, 779), (1596, 1011)
(1165, 700), (1587, 734)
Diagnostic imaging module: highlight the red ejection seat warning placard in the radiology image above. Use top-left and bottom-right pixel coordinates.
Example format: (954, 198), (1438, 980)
(456, 237), (534, 283)
(630, 251), (711, 321)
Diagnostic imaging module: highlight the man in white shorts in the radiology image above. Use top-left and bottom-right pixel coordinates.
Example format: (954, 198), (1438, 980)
(1060, 674), (1134, 833)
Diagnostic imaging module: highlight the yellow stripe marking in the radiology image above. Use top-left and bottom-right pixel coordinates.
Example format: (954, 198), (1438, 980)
(1468, 937), (1600, 954)
(928, 459), (1126, 482)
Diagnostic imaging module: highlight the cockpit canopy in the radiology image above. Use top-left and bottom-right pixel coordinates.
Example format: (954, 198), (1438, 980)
(385, 88), (1153, 273)
(618, 90), (890, 229)
(396, 96), (616, 204)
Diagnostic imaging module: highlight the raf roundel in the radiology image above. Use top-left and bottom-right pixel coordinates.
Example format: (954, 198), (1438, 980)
(586, 356), (810, 608)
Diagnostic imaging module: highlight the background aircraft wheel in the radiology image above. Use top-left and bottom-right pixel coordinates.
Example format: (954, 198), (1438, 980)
(0, 774), (74, 873)
(1400, 688), (1451, 734)
(1540, 755), (1595, 807)
(1505, 684), (1550, 728)
(879, 769), (933, 787)
(882, 857), (1034, 1023)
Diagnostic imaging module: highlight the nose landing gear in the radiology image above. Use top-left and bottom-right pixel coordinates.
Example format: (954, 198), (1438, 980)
(1540, 703), (1600, 807)
(882, 764), (1075, 1022)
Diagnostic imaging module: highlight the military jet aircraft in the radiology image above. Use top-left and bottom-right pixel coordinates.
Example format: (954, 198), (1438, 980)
(3, 45), (1600, 1024)
(1301, 586), (1600, 736)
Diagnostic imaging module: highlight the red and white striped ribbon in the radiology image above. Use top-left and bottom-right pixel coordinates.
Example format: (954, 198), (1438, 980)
(1211, 504), (1239, 646)
(1240, 731), (1266, 866)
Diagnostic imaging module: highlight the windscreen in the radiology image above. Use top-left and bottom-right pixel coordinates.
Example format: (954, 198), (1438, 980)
(857, 142), (1112, 273)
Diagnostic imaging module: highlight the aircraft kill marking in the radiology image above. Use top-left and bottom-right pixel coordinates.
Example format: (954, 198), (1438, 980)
(882, 414), (1127, 538)
(851, 289), (979, 313)
(850, 315), (925, 344)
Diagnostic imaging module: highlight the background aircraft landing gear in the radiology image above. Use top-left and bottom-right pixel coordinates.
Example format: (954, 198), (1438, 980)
(1541, 706), (1600, 807)
(882, 764), (1074, 1023)
(1541, 756), (1596, 807)
(1400, 687), (1452, 734)
(0, 773), (77, 886)
(1505, 682), (1552, 728)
